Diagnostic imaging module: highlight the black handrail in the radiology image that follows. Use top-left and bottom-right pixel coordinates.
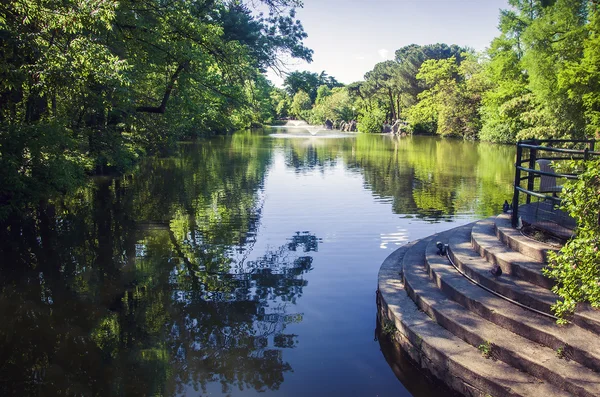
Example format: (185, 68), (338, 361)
(518, 144), (600, 156)
(511, 139), (598, 227)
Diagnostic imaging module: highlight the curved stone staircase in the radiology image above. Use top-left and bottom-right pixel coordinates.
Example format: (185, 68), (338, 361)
(378, 213), (600, 397)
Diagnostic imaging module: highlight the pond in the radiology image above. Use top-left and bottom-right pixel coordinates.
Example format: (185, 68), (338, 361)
(0, 129), (516, 396)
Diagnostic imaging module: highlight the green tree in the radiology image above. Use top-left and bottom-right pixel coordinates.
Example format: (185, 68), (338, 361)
(559, 3), (600, 137)
(394, 43), (467, 110)
(544, 159), (600, 322)
(315, 85), (332, 104)
(406, 54), (485, 138)
(270, 88), (291, 119)
(0, 0), (313, 219)
(363, 61), (403, 121)
(487, 0), (592, 141)
(479, 33), (531, 143)
(283, 70), (342, 103)
(291, 90), (312, 120)
(310, 87), (354, 124)
(284, 71), (321, 102)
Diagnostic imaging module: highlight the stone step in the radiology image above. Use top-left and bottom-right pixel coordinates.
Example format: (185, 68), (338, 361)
(432, 225), (600, 373)
(451, 222), (557, 315)
(402, 234), (600, 396)
(378, 239), (571, 397)
(497, 213), (600, 332)
(472, 217), (554, 289)
(495, 213), (559, 263)
(471, 218), (600, 335)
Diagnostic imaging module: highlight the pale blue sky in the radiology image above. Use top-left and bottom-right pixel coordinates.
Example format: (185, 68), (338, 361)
(266, 0), (510, 86)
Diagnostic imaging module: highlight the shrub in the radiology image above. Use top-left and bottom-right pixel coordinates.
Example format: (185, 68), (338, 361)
(544, 159), (600, 323)
(358, 107), (386, 133)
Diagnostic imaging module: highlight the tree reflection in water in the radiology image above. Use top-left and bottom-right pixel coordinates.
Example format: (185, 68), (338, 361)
(0, 133), (319, 396)
(0, 194), (319, 395)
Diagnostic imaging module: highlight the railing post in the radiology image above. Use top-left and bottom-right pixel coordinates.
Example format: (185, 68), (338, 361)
(584, 147), (589, 161)
(526, 139), (537, 204)
(512, 142), (523, 227)
(589, 140), (595, 152)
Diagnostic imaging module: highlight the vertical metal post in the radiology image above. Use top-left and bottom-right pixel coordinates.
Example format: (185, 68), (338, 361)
(589, 140), (595, 152)
(584, 148), (590, 161)
(526, 140), (537, 204)
(512, 142), (523, 227)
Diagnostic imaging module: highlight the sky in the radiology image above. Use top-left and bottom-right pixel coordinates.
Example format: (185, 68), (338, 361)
(265, 0), (510, 87)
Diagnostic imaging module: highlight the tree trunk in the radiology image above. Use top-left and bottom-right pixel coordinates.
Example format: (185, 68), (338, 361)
(388, 88), (396, 120)
(136, 61), (189, 114)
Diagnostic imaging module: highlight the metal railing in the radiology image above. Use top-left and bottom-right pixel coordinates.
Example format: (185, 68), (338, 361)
(511, 139), (599, 228)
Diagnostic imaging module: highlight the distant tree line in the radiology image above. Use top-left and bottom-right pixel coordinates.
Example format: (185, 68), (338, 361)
(278, 0), (600, 140)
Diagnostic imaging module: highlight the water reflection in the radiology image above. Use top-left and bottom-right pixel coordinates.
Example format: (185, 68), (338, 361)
(272, 132), (515, 221)
(0, 130), (516, 396)
(0, 133), (315, 395)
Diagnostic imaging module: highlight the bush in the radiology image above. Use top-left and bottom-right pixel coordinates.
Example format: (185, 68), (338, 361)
(544, 159), (600, 323)
(358, 107), (386, 133)
(0, 123), (89, 219)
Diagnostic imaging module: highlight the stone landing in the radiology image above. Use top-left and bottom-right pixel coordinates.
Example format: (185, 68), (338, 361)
(377, 212), (600, 397)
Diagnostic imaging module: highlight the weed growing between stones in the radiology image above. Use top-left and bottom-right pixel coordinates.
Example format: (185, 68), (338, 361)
(382, 320), (397, 335)
(478, 341), (493, 359)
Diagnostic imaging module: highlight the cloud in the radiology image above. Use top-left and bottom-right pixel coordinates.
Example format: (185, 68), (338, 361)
(378, 48), (391, 60)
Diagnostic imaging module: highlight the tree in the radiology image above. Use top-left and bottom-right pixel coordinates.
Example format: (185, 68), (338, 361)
(0, 0), (313, 219)
(518, 0), (589, 139)
(394, 43), (467, 110)
(479, 34), (531, 143)
(315, 85), (332, 104)
(559, 2), (600, 137)
(270, 88), (291, 119)
(284, 71), (321, 101)
(309, 87), (354, 124)
(485, 0), (592, 141)
(363, 61), (403, 121)
(290, 90), (311, 119)
(283, 70), (342, 103)
(406, 53), (486, 138)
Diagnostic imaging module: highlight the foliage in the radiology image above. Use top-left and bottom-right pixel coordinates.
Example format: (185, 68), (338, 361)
(352, 43), (467, 133)
(559, 4), (600, 136)
(270, 88), (291, 119)
(362, 61), (403, 121)
(478, 0), (596, 142)
(358, 107), (386, 133)
(309, 87), (354, 124)
(544, 159), (600, 322)
(0, 0), (312, 218)
(405, 54), (486, 138)
(290, 90), (312, 120)
(0, 123), (90, 218)
(315, 85), (332, 104)
(283, 70), (341, 103)
(394, 43), (467, 110)
(341, 2), (600, 142)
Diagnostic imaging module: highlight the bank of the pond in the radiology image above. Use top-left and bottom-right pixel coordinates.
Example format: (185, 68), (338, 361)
(378, 209), (600, 397)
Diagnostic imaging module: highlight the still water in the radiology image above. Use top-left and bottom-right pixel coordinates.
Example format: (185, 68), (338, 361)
(0, 129), (516, 396)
